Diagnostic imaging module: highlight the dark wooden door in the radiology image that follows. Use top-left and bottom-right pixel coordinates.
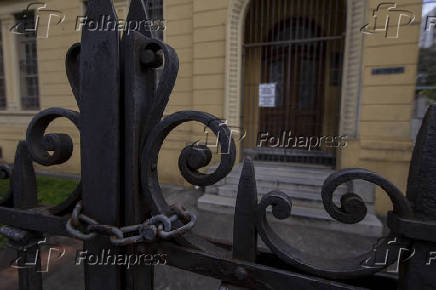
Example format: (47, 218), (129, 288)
(259, 43), (324, 141)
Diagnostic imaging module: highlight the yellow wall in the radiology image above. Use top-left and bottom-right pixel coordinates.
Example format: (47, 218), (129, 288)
(0, 0), (134, 173)
(159, 0), (194, 185)
(339, 0), (421, 214)
(0, 0), (425, 216)
(0, 0), (82, 174)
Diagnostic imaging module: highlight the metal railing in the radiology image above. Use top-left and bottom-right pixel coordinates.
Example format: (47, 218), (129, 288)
(0, 1), (436, 289)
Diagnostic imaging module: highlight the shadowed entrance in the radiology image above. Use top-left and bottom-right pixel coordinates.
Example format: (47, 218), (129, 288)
(241, 0), (346, 166)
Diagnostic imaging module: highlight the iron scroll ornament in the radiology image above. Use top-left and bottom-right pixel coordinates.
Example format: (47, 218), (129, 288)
(256, 168), (413, 280)
(3, 17), (414, 284)
(0, 0), (423, 288)
(141, 111), (236, 216)
(10, 27), (237, 242)
(0, 0), (236, 251)
(25, 108), (82, 215)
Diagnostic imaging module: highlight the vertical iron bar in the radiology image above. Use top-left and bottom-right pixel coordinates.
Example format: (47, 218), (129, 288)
(262, 0), (268, 141)
(276, 0), (282, 150)
(258, 0), (263, 150)
(285, 0), (294, 150)
(122, 33), (155, 290)
(79, 1), (121, 289)
(292, 0), (300, 137)
(220, 157), (258, 289)
(298, 0), (308, 134)
(325, 0), (334, 153)
(244, 2), (252, 150)
(336, 1), (346, 137)
(330, 0), (336, 142)
(122, 1), (155, 289)
(270, 0), (276, 139)
(259, 0), (264, 143)
(332, 0), (339, 139)
(280, 0), (285, 152)
(17, 247), (42, 290)
(255, 0), (261, 150)
(12, 141), (42, 290)
(309, 0), (316, 138)
(11, 142), (37, 209)
(316, 0), (328, 153)
(399, 106), (436, 289)
(233, 157), (258, 262)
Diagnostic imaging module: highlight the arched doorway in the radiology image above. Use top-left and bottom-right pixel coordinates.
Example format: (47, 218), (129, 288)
(241, 0), (347, 166)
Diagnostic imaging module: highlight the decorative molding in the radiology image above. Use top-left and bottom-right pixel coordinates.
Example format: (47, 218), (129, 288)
(225, 0), (366, 138)
(1, 16), (22, 112)
(224, 0), (250, 128)
(339, 0), (367, 138)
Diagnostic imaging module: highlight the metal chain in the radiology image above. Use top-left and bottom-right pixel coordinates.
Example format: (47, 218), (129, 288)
(66, 201), (197, 246)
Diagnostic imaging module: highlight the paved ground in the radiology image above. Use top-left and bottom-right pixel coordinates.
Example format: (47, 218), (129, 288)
(0, 186), (381, 289)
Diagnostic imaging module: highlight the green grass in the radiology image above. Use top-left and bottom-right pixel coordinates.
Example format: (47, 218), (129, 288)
(0, 176), (79, 247)
(0, 176), (78, 206)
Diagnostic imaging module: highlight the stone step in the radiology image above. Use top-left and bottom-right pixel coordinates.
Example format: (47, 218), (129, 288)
(232, 189), (374, 212)
(213, 172), (340, 190)
(212, 183), (336, 198)
(210, 162), (336, 178)
(210, 162), (338, 189)
(224, 174), (340, 189)
(208, 184), (374, 209)
(208, 169), (375, 203)
(237, 160), (334, 170)
(198, 194), (382, 237)
(212, 178), (330, 194)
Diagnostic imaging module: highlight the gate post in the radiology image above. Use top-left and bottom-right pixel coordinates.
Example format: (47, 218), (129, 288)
(391, 105), (436, 290)
(121, 1), (159, 286)
(79, 0), (121, 289)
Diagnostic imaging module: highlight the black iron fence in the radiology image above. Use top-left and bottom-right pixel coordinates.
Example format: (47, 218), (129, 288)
(0, 1), (436, 289)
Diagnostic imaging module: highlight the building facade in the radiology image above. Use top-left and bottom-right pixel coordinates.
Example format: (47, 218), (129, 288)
(0, 0), (424, 215)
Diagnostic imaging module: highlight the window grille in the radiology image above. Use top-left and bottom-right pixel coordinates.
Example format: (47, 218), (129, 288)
(15, 11), (40, 110)
(0, 26), (7, 110)
(147, 0), (164, 40)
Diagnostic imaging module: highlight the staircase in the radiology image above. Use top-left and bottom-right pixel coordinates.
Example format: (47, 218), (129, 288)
(198, 162), (383, 236)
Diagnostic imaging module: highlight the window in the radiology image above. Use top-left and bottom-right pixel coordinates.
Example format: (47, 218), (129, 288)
(147, 0), (164, 40)
(15, 11), (40, 110)
(0, 26), (7, 110)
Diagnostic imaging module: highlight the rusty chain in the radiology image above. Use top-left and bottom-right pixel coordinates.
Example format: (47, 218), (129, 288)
(66, 201), (196, 246)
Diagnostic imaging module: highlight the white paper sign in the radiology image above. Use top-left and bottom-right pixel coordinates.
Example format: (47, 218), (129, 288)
(259, 83), (276, 107)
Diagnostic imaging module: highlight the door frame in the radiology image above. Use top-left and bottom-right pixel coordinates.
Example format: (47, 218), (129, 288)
(224, 0), (366, 163)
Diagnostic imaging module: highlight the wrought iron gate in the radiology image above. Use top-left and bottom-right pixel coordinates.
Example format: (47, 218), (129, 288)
(0, 1), (436, 289)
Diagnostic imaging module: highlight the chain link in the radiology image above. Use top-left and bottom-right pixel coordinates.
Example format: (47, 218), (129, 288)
(66, 201), (196, 246)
